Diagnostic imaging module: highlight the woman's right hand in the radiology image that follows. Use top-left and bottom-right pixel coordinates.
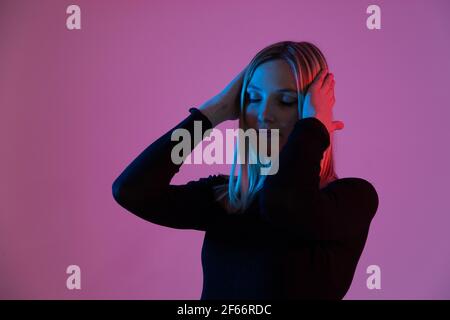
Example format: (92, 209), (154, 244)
(198, 66), (248, 127)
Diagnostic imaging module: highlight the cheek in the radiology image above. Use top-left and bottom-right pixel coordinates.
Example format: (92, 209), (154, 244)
(280, 109), (298, 126)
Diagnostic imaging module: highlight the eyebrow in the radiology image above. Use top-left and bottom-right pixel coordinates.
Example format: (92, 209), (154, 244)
(247, 84), (297, 93)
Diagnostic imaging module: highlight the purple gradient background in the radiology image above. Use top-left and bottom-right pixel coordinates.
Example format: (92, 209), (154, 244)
(1, 0), (449, 299)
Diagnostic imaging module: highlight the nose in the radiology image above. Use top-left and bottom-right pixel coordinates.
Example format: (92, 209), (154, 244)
(258, 101), (275, 125)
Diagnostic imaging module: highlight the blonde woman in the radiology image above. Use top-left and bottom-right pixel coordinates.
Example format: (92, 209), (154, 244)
(112, 41), (379, 299)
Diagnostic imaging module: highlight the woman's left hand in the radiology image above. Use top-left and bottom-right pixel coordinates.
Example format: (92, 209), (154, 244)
(302, 68), (345, 134)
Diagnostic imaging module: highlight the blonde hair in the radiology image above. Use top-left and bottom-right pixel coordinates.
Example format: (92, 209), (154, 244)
(213, 41), (339, 214)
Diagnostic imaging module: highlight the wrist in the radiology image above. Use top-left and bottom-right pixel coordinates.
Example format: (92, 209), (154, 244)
(198, 100), (227, 127)
(313, 113), (331, 133)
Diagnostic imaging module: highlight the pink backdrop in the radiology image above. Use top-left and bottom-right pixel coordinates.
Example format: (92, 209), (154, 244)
(1, 0), (450, 299)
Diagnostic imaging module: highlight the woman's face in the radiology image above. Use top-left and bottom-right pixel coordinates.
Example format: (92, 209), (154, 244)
(244, 59), (299, 155)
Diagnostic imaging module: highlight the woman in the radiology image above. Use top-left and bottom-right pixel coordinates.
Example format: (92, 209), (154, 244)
(112, 41), (379, 299)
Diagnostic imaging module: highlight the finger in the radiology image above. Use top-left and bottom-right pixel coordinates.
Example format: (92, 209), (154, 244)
(326, 79), (335, 92)
(332, 120), (345, 131)
(236, 68), (247, 83)
(232, 65), (248, 83)
(311, 68), (328, 88)
(326, 86), (335, 100)
(330, 95), (336, 106)
(325, 85), (335, 98)
(322, 73), (334, 90)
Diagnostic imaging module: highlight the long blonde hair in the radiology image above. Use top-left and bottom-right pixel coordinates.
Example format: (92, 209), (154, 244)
(213, 41), (339, 214)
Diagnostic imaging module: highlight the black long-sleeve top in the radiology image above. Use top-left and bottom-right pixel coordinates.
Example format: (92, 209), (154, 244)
(112, 107), (379, 300)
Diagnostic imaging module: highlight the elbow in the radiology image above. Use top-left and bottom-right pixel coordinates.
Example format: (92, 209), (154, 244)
(111, 180), (142, 218)
(355, 178), (379, 222)
(112, 179), (166, 226)
(112, 171), (137, 206)
(366, 182), (379, 221)
(112, 179), (125, 205)
(112, 177), (133, 209)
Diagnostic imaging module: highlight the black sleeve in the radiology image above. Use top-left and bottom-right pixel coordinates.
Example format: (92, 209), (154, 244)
(259, 117), (379, 241)
(112, 107), (224, 231)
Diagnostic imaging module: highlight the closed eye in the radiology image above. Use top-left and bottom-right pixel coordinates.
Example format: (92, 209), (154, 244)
(247, 93), (297, 106)
(249, 99), (297, 106)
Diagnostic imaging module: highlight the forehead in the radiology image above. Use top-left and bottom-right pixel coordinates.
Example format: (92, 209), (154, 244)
(248, 59), (297, 91)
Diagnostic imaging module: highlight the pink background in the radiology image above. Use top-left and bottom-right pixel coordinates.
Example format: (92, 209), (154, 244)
(1, 0), (450, 299)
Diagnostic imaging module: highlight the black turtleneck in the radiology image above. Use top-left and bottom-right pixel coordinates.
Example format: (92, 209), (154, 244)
(112, 107), (379, 299)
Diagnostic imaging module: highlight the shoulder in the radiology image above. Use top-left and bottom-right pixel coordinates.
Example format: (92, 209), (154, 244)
(326, 177), (379, 219)
(330, 177), (378, 193)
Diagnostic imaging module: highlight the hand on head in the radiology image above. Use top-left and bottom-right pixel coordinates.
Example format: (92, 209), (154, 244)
(302, 68), (345, 134)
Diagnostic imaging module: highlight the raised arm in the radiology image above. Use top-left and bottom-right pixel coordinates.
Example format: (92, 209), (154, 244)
(259, 116), (379, 241)
(112, 107), (223, 231)
(112, 66), (248, 231)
